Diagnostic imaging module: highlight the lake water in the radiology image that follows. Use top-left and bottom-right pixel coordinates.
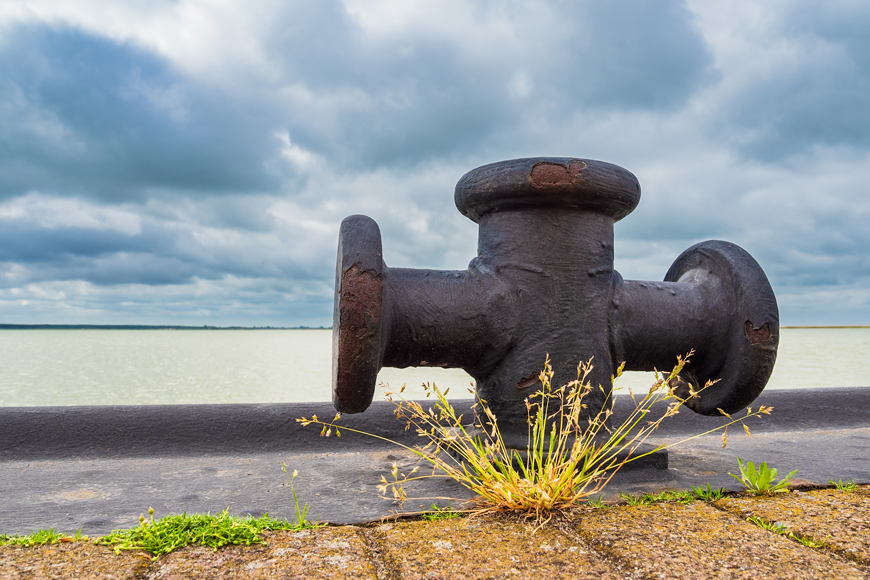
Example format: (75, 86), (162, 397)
(1, 328), (868, 407)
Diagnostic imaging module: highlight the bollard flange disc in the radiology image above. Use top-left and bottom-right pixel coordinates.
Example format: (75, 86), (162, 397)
(665, 240), (780, 415)
(332, 215), (386, 414)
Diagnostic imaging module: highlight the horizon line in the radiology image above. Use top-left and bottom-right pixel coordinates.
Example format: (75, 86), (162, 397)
(0, 324), (331, 330)
(1, 324), (867, 330)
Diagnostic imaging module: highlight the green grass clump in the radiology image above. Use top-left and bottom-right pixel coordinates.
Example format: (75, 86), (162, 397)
(97, 508), (323, 557)
(829, 478), (857, 491)
(619, 490), (695, 506)
(301, 351), (771, 523)
(0, 529), (88, 547)
(587, 495), (609, 508)
(748, 515), (788, 534)
(691, 483), (725, 501)
(419, 504), (463, 521)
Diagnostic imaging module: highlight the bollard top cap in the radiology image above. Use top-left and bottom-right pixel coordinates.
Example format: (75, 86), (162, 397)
(455, 157), (641, 223)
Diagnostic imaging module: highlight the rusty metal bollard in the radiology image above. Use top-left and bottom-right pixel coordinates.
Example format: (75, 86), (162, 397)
(331, 157), (778, 444)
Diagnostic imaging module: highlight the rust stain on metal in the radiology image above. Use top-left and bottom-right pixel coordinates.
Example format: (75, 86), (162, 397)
(335, 265), (383, 405)
(529, 160), (586, 187)
(744, 320), (772, 345)
(516, 372), (539, 390)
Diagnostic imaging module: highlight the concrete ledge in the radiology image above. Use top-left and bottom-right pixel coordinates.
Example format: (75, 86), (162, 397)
(2, 387), (868, 460)
(1, 387), (868, 535)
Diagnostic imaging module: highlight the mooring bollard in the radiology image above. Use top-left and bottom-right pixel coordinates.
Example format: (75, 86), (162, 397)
(331, 157), (779, 444)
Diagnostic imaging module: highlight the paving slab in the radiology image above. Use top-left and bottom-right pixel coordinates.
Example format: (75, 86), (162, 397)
(0, 541), (149, 579)
(574, 501), (869, 579)
(0, 527), (378, 579)
(143, 527), (377, 579)
(714, 486), (870, 567)
(373, 516), (621, 579)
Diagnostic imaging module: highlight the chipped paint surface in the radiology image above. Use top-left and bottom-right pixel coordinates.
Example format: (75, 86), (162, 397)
(529, 160), (586, 187)
(745, 320), (774, 345)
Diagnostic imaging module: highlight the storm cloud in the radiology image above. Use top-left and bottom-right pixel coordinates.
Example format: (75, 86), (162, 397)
(0, 0), (868, 326)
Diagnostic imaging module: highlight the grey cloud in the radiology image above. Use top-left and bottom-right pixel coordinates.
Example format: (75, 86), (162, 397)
(0, 2), (715, 196)
(716, 3), (870, 160)
(0, 198), (336, 287)
(0, 275), (335, 326)
(0, 26), (279, 202)
(261, 0), (714, 168)
(0, 1), (868, 326)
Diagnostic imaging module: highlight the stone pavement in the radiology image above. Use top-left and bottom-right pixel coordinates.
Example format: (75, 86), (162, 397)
(2, 486), (868, 579)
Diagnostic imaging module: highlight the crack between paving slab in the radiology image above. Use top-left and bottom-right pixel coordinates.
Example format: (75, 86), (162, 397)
(357, 526), (401, 580)
(707, 497), (870, 571)
(553, 514), (643, 580)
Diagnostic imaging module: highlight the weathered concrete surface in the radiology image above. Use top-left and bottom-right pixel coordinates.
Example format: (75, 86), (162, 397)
(0, 541), (149, 579)
(4, 490), (870, 579)
(372, 516), (622, 579)
(141, 527), (377, 579)
(716, 486), (870, 567)
(575, 499), (869, 579)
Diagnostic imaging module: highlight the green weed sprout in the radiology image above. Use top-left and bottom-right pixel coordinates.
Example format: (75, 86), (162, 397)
(97, 508), (321, 557)
(691, 483), (725, 501)
(299, 352), (771, 521)
(747, 515), (787, 533)
(420, 504), (463, 521)
(0, 528), (87, 547)
(829, 478), (857, 491)
(619, 490), (694, 506)
(730, 458), (797, 495)
(587, 495), (608, 508)
(747, 515), (826, 548)
(282, 462), (317, 527)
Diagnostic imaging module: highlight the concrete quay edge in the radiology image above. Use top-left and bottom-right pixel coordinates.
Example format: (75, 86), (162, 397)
(0, 387), (868, 536)
(2, 387), (868, 460)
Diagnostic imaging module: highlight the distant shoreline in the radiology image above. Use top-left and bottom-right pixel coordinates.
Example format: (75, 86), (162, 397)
(0, 324), (331, 330)
(780, 325), (870, 329)
(1, 324), (866, 330)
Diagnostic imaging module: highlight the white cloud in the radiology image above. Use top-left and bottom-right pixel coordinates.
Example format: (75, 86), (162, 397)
(0, 194), (142, 235)
(276, 131), (323, 173)
(1, 0), (278, 85)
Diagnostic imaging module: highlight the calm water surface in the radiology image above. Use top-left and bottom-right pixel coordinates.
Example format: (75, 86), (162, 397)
(1, 328), (868, 406)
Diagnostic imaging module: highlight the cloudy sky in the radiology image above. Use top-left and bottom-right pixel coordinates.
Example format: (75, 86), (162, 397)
(0, 0), (867, 327)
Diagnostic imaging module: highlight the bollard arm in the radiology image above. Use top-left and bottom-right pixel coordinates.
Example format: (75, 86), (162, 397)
(610, 240), (779, 415)
(332, 216), (518, 415)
